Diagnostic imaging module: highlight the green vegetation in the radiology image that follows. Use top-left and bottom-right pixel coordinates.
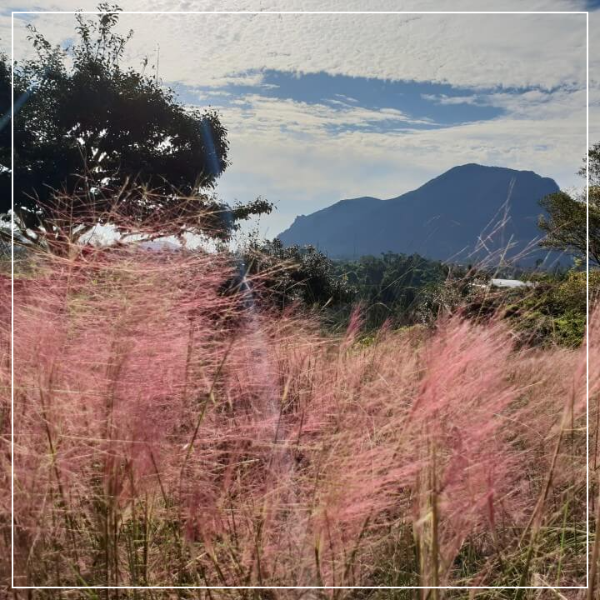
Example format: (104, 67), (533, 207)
(242, 238), (354, 310)
(331, 252), (455, 328)
(248, 242), (593, 348)
(507, 270), (595, 347)
(539, 141), (600, 266)
(460, 269), (596, 348)
(243, 241), (460, 333)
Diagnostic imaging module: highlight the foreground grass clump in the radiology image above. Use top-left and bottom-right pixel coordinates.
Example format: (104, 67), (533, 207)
(0, 242), (596, 596)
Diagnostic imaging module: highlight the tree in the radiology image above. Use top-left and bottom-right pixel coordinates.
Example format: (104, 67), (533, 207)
(333, 252), (450, 328)
(586, 142), (600, 187)
(0, 4), (270, 243)
(538, 143), (600, 266)
(242, 238), (354, 310)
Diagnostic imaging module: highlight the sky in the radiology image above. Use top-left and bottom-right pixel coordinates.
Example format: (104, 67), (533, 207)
(1, 0), (597, 238)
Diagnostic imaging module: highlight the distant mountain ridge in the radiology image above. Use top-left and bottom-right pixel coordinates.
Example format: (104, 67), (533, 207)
(277, 164), (560, 265)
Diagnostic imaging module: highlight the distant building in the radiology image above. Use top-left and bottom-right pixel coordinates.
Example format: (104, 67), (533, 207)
(490, 278), (534, 289)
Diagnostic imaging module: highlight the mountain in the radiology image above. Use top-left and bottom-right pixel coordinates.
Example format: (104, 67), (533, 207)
(278, 164), (561, 265)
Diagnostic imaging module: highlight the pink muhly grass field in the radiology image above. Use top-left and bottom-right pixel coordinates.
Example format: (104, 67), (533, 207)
(0, 241), (595, 592)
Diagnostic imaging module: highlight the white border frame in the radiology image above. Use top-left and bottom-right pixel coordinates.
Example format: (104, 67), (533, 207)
(10, 8), (590, 593)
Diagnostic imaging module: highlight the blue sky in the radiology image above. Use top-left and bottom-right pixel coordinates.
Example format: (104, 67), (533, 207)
(180, 71), (504, 128)
(1, 1), (595, 237)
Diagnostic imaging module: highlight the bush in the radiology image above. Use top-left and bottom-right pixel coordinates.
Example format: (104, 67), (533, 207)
(505, 270), (597, 347)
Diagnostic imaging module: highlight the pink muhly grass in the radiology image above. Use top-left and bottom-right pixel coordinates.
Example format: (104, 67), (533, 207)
(392, 319), (521, 585)
(589, 308), (600, 598)
(341, 305), (364, 351)
(9, 244), (239, 585)
(0, 237), (595, 589)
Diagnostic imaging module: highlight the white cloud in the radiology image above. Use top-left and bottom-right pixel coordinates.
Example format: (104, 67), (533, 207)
(4, 0), (588, 91)
(422, 94), (479, 106)
(1, 0), (594, 237)
(225, 94), (435, 133)
(334, 93), (359, 104)
(423, 87), (587, 121)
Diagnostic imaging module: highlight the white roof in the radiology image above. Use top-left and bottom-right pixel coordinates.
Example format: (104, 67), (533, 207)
(490, 278), (532, 288)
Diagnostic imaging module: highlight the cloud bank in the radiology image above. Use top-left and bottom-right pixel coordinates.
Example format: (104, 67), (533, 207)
(2, 0), (592, 236)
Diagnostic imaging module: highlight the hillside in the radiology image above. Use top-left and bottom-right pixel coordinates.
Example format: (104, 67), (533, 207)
(278, 164), (560, 265)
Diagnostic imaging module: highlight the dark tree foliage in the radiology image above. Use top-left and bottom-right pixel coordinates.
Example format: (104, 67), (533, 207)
(584, 141), (600, 187)
(243, 238), (354, 310)
(242, 244), (452, 328)
(538, 143), (600, 266)
(0, 4), (270, 241)
(333, 252), (451, 328)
